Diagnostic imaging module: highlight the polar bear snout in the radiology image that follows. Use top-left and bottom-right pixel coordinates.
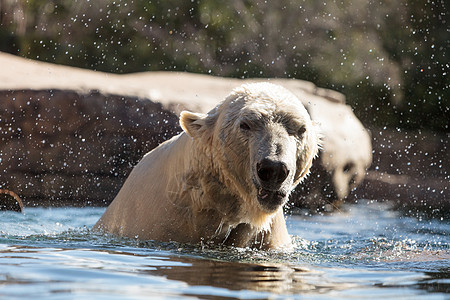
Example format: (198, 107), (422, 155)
(256, 158), (289, 187)
(254, 157), (292, 212)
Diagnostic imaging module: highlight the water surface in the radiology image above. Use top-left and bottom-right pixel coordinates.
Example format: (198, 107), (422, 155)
(1, 200), (448, 299)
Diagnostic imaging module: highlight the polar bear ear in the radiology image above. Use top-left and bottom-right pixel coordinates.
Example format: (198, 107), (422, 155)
(180, 111), (207, 138)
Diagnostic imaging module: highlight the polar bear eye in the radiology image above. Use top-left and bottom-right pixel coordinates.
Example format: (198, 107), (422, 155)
(240, 122), (251, 131)
(298, 126), (306, 136)
(287, 125), (306, 138)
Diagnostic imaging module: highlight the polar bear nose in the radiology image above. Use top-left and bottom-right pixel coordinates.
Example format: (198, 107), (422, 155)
(257, 158), (289, 185)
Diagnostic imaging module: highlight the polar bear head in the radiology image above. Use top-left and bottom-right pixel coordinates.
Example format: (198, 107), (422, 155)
(180, 83), (319, 228)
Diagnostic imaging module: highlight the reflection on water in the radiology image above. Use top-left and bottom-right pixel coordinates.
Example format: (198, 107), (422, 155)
(148, 255), (317, 294)
(0, 201), (449, 299)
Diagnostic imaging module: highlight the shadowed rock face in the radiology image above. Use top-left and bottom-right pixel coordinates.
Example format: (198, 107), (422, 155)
(352, 130), (450, 219)
(0, 89), (180, 206)
(0, 52), (372, 209)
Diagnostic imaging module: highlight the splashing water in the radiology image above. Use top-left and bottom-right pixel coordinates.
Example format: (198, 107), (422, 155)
(0, 201), (448, 299)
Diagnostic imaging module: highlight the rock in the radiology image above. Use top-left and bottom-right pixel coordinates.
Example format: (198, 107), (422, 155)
(0, 52), (372, 208)
(0, 89), (180, 206)
(355, 171), (449, 219)
(352, 129), (449, 219)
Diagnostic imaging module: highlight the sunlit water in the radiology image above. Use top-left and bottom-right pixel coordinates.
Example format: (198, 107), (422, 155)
(0, 200), (448, 299)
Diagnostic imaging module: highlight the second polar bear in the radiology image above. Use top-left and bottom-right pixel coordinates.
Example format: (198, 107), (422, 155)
(94, 82), (319, 249)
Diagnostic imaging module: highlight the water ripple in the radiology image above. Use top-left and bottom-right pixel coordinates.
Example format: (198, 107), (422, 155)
(0, 202), (449, 299)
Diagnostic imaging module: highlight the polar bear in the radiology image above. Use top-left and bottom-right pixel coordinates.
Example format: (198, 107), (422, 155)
(94, 82), (319, 249)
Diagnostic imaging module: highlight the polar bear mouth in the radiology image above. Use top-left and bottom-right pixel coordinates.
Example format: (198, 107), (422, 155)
(257, 188), (287, 212)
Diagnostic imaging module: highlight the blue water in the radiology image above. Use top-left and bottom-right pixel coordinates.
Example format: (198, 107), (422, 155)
(0, 200), (449, 299)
